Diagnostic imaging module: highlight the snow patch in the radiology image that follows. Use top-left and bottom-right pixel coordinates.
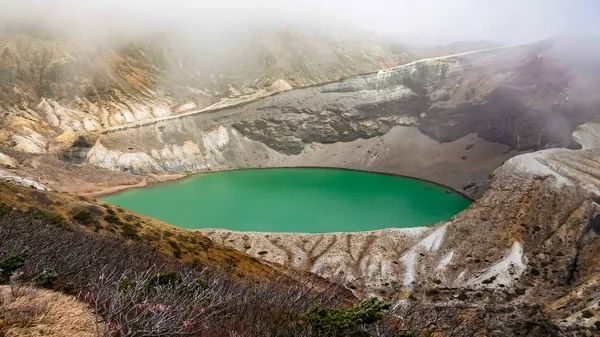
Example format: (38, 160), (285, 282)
(400, 251), (417, 287)
(418, 224), (448, 252)
(203, 126), (229, 151)
(573, 119), (600, 150)
(466, 242), (526, 287)
(397, 224), (449, 288)
(436, 251), (454, 270)
(388, 227), (429, 238)
(504, 151), (570, 186)
(269, 79), (292, 92)
(176, 102), (197, 113)
(0, 172), (47, 190)
(0, 152), (17, 168)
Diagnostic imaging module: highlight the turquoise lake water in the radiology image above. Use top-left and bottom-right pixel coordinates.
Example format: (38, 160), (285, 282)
(102, 168), (471, 233)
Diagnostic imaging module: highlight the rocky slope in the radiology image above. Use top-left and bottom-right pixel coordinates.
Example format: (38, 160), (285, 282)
(4, 34), (600, 335)
(56, 38), (600, 334)
(200, 121), (600, 333)
(0, 26), (412, 155)
(60, 38), (599, 198)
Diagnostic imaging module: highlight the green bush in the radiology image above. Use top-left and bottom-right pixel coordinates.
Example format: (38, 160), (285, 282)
(104, 213), (120, 224)
(121, 223), (140, 241)
(196, 278), (207, 289)
(118, 277), (136, 293)
(168, 240), (182, 258)
(61, 283), (77, 296)
(301, 297), (390, 336)
(36, 268), (58, 289)
(149, 270), (182, 288)
(0, 202), (10, 215)
(0, 250), (29, 284)
(31, 209), (64, 226)
(73, 210), (92, 225)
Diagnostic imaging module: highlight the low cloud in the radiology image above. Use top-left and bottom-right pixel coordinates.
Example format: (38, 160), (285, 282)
(0, 0), (598, 46)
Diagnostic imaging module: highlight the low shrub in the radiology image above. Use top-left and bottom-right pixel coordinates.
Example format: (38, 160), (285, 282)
(0, 202), (10, 215)
(149, 270), (181, 288)
(0, 250), (29, 284)
(73, 210), (92, 225)
(35, 268), (58, 289)
(582, 310), (594, 319)
(301, 297), (390, 336)
(121, 223), (140, 241)
(168, 240), (182, 259)
(117, 277), (136, 293)
(104, 213), (120, 224)
(31, 209), (64, 226)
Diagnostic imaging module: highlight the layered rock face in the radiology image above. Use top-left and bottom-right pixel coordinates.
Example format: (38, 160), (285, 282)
(201, 127), (600, 333)
(57, 38), (600, 334)
(65, 39), (600, 198)
(0, 36), (592, 334)
(0, 28), (411, 155)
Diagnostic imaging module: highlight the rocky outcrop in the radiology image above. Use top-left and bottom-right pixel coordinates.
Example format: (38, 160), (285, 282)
(63, 39), (600, 199)
(197, 120), (600, 334)
(0, 29), (412, 155)
(21, 37), (599, 334)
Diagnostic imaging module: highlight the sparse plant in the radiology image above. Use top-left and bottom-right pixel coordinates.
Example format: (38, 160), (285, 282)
(117, 277), (136, 293)
(35, 268), (58, 289)
(0, 198), (481, 337)
(104, 213), (120, 224)
(582, 310), (594, 319)
(0, 250), (29, 284)
(301, 297), (390, 335)
(168, 240), (182, 258)
(121, 223), (140, 241)
(73, 210), (92, 225)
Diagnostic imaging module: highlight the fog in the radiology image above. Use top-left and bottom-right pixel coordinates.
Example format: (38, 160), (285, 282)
(0, 0), (598, 46)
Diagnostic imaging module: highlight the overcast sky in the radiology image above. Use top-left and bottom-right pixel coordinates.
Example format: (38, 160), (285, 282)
(1, 0), (598, 45)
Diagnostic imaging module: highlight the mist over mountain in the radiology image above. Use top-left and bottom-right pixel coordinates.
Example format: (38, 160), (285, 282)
(3, 1), (600, 337)
(2, 0), (599, 46)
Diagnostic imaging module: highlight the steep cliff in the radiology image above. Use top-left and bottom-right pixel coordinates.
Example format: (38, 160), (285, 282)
(0, 28), (412, 155)
(56, 38), (600, 334)
(4, 35), (600, 335)
(64, 39), (600, 199)
(201, 123), (600, 333)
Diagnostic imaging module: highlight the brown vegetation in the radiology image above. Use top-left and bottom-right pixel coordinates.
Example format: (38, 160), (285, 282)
(0, 186), (481, 336)
(0, 285), (95, 337)
(0, 181), (276, 277)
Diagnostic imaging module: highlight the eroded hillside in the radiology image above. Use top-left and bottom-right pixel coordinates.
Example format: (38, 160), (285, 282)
(0, 27), (412, 154)
(3, 33), (600, 335)
(54, 39), (600, 200)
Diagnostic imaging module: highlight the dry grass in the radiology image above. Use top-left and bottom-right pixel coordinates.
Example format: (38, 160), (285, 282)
(0, 285), (95, 337)
(0, 182), (276, 278)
